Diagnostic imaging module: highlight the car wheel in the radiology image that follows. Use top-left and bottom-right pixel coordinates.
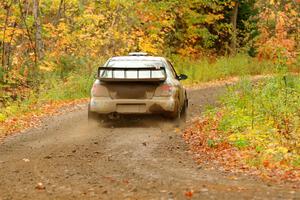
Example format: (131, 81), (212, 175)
(185, 93), (189, 108)
(163, 101), (182, 128)
(167, 101), (181, 120)
(181, 99), (188, 122)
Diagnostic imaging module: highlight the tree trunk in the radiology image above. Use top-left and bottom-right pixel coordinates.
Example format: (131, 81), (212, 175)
(1, 3), (12, 70)
(56, 0), (64, 24)
(18, 0), (38, 72)
(33, 0), (43, 60)
(230, 1), (239, 55)
(7, 21), (18, 70)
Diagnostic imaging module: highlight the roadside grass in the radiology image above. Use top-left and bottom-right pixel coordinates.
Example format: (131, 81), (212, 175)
(40, 71), (94, 101)
(183, 74), (300, 179)
(220, 75), (300, 167)
(171, 54), (298, 84)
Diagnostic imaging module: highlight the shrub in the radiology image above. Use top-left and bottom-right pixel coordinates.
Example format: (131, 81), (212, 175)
(214, 75), (300, 166)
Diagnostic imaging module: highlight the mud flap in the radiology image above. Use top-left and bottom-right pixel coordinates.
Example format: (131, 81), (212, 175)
(88, 104), (106, 123)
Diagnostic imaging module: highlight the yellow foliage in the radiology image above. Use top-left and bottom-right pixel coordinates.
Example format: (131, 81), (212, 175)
(138, 36), (161, 55)
(39, 61), (56, 72)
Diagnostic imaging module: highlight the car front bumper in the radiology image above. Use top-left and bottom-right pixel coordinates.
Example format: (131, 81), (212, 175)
(89, 97), (176, 114)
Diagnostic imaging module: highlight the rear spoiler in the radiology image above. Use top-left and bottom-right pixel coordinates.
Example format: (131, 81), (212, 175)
(98, 67), (167, 82)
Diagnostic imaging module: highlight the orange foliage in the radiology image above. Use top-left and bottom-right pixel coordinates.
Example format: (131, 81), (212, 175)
(256, 2), (299, 64)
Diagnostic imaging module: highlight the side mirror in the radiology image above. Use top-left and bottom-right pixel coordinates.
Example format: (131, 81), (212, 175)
(177, 74), (188, 81)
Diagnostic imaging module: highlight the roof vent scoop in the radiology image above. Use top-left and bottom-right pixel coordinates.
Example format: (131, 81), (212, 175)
(128, 52), (148, 56)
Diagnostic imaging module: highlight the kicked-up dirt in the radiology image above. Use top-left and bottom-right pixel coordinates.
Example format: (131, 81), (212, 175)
(0, 85), (299, 200)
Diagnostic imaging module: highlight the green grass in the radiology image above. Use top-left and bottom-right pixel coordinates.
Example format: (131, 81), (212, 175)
(39, 71), (94, 101)
(171, 54), (279, 84)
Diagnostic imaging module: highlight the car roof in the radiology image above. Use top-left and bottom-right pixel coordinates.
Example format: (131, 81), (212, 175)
(110, 56), (165, 62)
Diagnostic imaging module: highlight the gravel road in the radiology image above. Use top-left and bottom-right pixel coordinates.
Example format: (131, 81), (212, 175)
(0, 85), (299, 200)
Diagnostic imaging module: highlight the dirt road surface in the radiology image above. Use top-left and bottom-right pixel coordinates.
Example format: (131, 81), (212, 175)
(0, 85), (299, 200)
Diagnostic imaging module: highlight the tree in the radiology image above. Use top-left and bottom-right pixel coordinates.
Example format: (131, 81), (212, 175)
(255, 0), (299, 62)
(230, 0), (239, 55)
(33, 0), (43, 61)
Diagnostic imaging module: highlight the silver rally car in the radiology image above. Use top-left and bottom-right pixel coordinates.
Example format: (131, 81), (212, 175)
(88, 52), (188, 120)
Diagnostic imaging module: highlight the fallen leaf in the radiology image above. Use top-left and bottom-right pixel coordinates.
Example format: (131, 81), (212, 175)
(185, 190), (193, 198)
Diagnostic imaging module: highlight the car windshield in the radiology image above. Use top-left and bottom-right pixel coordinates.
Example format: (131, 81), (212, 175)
(107, 60), (164, 68)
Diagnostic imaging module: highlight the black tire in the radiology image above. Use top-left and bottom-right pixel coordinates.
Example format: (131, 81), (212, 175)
(167, 101), (181, 120)
(169, 98), (189, 125)
(163, 101), (181, 128)
(185, 93), (189, 108)
(181, 99), (188, 123)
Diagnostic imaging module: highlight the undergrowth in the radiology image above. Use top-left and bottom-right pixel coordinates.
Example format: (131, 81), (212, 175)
(0, 57), (97, 123)
(200, 75), (300, 169)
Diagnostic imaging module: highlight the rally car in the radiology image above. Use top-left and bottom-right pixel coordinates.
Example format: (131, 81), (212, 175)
(88, 52), (188, 120)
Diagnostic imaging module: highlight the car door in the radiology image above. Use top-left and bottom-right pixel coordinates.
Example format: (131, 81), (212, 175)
(166, 60), (185, 108)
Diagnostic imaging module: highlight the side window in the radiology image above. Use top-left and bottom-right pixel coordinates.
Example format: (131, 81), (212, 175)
(167, 60), (178, 78)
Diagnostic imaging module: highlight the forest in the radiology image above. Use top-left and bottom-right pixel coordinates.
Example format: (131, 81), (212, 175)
(0, 0), (299, 175)
(0, 0), (298, 90)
